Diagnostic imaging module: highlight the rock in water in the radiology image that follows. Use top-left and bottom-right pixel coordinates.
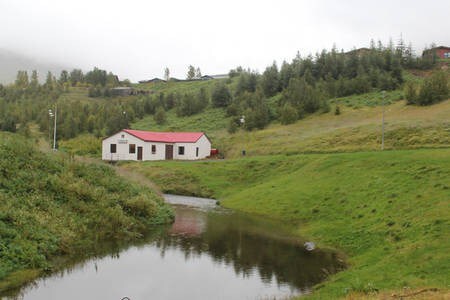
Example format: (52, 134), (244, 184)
(304, 241), (315, 251)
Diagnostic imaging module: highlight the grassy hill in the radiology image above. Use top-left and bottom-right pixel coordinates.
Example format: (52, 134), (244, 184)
(128, 97), (450, 158)
(130, 73), (450, 158)
(215, 98), (450, 157)
(51, 67), (449, 159)
(135, 78), (224, 94)
(17, 65), (449, 299)
(0, 132), (173, 295)
(122, 148), (450, 299)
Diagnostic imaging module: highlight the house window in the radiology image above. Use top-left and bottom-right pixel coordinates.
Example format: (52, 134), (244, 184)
(151, 145), (156, 154)
(121, 134), (125, 138)
(110, 144), (117, 153)
(196, 147), (199, 157)
(129, 144), (136, 154)
(178, 146), (185, 155)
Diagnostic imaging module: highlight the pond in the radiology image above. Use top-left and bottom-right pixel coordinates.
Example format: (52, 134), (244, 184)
(14, 195), (344, 300)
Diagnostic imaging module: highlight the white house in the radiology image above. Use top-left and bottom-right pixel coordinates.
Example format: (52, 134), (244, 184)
(102, 129), (212, 161)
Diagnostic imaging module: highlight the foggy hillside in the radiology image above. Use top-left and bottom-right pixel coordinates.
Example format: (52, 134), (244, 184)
(0, 49), (69, 84)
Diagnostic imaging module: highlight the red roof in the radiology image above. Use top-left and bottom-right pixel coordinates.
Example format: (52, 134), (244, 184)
(123, 129), (205, 143)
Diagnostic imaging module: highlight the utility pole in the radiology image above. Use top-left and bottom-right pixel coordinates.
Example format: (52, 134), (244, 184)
(381, 91), (386, 151)
(53, 105), (57, 150)
(48, 109), (52, 143)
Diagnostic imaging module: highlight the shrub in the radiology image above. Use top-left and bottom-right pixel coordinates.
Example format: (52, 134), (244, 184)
(212, 82), (232, 107)
(154, 107), (166, 124)
(227, 119), (238, 134)
(335, 105), (341, 115)
(123, 195), (158, 219)
(404, 81), (418, 104)
(417, 71), (449, 105)
(278, 103), (298, 125)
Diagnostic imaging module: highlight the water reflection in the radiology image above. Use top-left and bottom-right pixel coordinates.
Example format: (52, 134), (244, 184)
(158, 205), (343, 291)
(14, 195), (344, 300)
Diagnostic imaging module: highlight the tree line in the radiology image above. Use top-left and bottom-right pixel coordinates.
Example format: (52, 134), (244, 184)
(0, 39), (447, 142)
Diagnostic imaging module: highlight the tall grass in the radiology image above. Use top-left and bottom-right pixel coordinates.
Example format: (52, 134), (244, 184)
(0, 132), (173, 294)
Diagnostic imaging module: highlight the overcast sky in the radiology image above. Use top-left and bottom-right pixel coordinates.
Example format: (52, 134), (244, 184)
(1, 0), (449, 82)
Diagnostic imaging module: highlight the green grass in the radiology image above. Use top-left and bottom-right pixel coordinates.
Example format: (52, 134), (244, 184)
(213, 99), (450, 158)
(124, 148), (450, 299)
(58, 134), (102, 156)
(330, 89), (404, 108)
(134, 78), (228, 94)
(0, 132), (173, 295)
(132, 107), (230, 135)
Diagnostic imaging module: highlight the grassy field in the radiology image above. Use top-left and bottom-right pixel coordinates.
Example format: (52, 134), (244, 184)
(0, 132), (173, 295)
(133, 107), (230, 136)
(123, 148), (450, 299)
(135, 78), (226, 94)
(212, 99), (450, 158)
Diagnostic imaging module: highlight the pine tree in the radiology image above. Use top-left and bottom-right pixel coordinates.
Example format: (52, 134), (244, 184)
(154, 107), (166, 124)
(195, 67), (202, 79)
(212, 82), (232, 107)
(15, 70), (29, 88)
(261, 62), (280, 97)
(164, 67), (170, 81)
(187, 65), (196, 80)
(59, 70), (69, 83)
(30, 70), (39, 89)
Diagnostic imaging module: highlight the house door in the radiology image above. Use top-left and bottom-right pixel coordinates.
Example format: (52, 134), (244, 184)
(137, 146), (143, 161)
(165, 145), (173, 160)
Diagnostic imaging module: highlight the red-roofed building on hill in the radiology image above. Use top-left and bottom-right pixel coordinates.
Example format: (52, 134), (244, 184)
(102, 129), (211, 161)
(422, 46), (450, 59)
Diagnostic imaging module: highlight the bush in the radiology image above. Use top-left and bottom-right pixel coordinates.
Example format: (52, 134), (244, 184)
(122, 195), (157, 219)
(154, 107), (166, 124)
(335, 105), (341, 115)
(417, 71), (449, 105)
(278, 104), (298, 125)
(404, 81), (418, 104)
(227, 119), (238, 134)
(212, 82), (232, 107)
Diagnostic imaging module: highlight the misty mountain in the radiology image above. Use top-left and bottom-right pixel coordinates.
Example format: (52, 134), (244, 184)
(0, 49), (69, 84)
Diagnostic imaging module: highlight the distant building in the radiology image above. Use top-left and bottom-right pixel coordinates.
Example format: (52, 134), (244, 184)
(422, 46), (450, 59)
(200, 75), (214, 80)
(345, 47), (371, 56)
(138, 78), (166, 84)
(210, 74), (229, 79)
(199, 74), (229, 80)
(102, 129), (212, 161)
(111, 87), (134, 96)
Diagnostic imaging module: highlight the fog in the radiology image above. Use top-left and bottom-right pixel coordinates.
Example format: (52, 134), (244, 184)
(1, 0), (449, 82)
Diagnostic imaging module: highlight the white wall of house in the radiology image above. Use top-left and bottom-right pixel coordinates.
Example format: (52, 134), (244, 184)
(102, 130), (211, 161)
(173, 135), (211, 160)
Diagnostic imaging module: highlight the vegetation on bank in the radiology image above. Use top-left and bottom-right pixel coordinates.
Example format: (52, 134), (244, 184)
(0, 132), (173, 295)
(124, 149), (450, 299)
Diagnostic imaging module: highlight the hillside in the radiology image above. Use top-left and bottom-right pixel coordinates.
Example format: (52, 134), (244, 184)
(122, 148), (450, 299)
(54, 81), (450, 158)
(0, 132), (173, 296)
(0, 49), (68, 84)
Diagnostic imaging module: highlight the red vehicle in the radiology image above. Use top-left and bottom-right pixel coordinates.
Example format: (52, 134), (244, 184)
(210, 148), (219, 156)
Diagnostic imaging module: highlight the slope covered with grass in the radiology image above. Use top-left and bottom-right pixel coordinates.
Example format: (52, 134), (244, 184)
(124, 148), (450, 298)
(0, 132), (173, 295)
(214, 99), (450, 157)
